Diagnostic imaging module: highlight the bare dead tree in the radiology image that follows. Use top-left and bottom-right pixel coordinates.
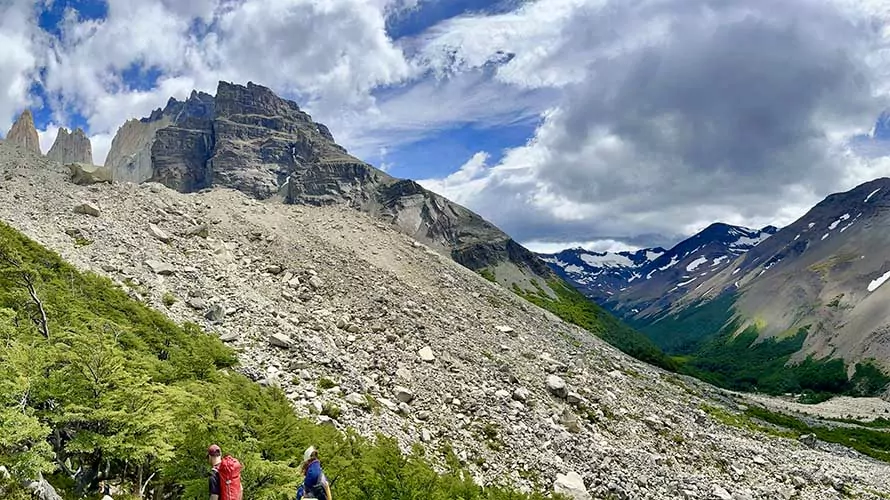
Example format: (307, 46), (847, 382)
(0, 247), (50, 339)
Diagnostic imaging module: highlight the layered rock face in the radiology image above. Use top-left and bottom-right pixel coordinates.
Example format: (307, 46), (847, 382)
(105, 81), (554, 292)
(5, 110), (41, 155)
(47, 127), (93, 164)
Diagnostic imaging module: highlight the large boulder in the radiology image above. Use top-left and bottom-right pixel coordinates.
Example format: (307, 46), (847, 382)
(554, 471), (591, 500)
(546, 375), (568, 398)
(68, 163), (112, 185)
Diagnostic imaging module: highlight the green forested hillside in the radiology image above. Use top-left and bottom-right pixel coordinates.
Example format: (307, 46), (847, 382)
(629, 294), (890, 398)
(0, 221), (553, 500)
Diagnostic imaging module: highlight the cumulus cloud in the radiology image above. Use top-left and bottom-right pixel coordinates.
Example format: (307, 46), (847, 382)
(418, 0), (890, 248)
(0, 0), (43, 134)
(29, 0), (416, 160)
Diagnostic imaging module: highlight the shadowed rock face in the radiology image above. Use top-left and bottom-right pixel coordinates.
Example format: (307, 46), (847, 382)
(47, 128), (93, 164)
(104, 81), (555, 289)
(6, 110), (41, 155)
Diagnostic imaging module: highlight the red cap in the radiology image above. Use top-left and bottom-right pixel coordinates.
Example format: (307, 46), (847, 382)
(207, 444), (221, 457)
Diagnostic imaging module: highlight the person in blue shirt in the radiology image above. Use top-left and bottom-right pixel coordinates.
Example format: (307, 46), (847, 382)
(296, 446), (331, 500)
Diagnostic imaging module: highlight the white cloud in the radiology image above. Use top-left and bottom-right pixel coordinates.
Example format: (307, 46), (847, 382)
(0, 0), (43, 134)
(32, 0), (416, 149)
(415, 0), (890, 248)
(523, 239), (641, 254)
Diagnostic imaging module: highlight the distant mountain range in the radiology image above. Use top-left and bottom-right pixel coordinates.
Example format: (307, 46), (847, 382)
(540, 223), (778, 305)
(540, 178), (890, 395)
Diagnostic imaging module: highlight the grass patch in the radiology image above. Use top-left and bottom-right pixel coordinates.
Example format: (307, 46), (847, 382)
(478, 268), (497, 283)
(317, 377), (337, 390)
(704, 403), (890, 464)
(162, 291), (177, 308)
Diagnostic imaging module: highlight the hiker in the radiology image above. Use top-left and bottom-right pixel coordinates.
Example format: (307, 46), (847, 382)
(98, 480), (112, 500)
(208, 444), (243, 500)
(296, 446), (331, 500)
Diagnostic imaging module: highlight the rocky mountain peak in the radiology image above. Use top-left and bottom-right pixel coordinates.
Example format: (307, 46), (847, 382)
(5, 109), (41, 155)
(103, 80), (558, 296)
(47, 127), (93, 164)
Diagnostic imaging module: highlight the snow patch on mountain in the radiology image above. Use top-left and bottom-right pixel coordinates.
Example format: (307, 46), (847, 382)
(686, 257), (709, 272)
(580, 253), (634, 268)
(868, 270), (890, 292)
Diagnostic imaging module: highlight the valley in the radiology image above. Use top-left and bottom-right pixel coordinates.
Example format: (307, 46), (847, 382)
(2, 138), (890, 498)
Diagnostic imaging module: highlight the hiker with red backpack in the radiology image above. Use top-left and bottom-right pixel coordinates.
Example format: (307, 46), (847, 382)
(208, 444), (243, 500)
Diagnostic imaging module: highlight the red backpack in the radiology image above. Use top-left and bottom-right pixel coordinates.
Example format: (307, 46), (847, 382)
(216, 455), (243, 500)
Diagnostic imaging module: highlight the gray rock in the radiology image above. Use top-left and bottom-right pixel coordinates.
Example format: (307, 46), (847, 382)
(560, 407), (582, 433)
(219, 332), (239, 343)
(185, 223), (210, 238)
(567, 391), (582, 405)
(205, 304), (225, 323)
(378, 397), (399, 413)
(512, 387), (530, 402)
(308, 275), (324, 290)
(345, 392), (367, 406)
(546, 374), (568, 398)
(144, 259), (174, 275)
(269, 333), (294, 349)
(149, 223), (171, 243)
(394, 386), (415, 403)
(799, 433), (817, 448)
(74, 202), (101, 217)
(187, 298), (207, 310)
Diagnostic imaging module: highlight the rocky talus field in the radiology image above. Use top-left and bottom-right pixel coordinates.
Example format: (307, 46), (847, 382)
(2, 141), (890, 499)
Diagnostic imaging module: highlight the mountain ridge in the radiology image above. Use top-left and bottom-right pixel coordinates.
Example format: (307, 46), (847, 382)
(103, 80), (557, 296)
(2, 141), (889, 498)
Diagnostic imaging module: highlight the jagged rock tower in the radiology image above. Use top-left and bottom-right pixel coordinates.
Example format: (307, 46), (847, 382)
(5, 110), (41, 155)
(47, 127), (93, 164)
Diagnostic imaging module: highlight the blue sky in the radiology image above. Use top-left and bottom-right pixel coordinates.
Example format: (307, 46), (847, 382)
(4, 0), (890, 252)
(25, 0), (535, 182)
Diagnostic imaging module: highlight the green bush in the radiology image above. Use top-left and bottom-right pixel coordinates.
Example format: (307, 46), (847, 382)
(0, 221), (555, 500)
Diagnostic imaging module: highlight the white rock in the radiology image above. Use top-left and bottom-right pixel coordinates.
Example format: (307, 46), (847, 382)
(418, 346), (435, 363)
(546, 375), (568, 398)
(269, 333), (294, 349)
(554, 471), (591, 500)
(345, 393), (367, 406)
(495, 389), (511, 399)
(144, 259), (175, 275)
(73, 202), (101, 217)
(712, 485), (733, 500)
(512, 387), (530, 402)
(148, 223), (171, 243)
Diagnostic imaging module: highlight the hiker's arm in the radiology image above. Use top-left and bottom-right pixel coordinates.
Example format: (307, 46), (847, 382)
(210, 495), (219, 500)
(324, 482), (332, 500)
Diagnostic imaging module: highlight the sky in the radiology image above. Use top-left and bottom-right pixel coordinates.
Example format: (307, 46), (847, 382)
(4, 0), (890, 253)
